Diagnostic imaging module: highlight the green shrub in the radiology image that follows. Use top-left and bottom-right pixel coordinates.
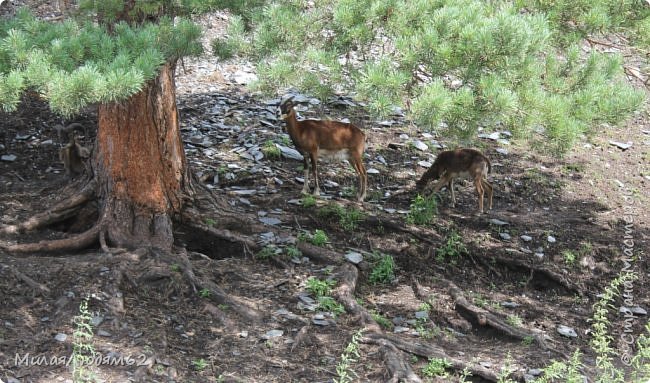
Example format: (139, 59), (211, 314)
(407, 194), (437, 226)
(369, 253), (395, 284)
(436, 230), (467, 262)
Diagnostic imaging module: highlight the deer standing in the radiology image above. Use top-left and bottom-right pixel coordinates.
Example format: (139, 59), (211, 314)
(278, 97), (367, 201)
(416, 148), (493, 213)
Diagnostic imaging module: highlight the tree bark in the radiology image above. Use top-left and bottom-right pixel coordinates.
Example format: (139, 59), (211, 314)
(95, 62), (192, 251)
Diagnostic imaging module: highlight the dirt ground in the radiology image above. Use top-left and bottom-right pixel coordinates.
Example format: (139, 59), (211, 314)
(1, 2), (649, 383)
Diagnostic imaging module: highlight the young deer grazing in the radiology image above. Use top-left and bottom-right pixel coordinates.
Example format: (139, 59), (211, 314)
(279, 96), (367, 201)
(416, 148), (493, 213)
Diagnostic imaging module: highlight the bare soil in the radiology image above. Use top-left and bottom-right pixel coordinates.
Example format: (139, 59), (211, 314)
(1, 2), (649, 383)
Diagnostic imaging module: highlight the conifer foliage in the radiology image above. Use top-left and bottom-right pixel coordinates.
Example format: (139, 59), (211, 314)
(216, 0), (647, 154)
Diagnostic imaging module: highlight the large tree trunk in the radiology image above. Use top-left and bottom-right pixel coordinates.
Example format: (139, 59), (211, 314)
(95, 63), (192, 251)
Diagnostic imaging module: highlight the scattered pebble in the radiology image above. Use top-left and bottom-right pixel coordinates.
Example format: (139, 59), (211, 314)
(489, 218), (509, 226)
(55, 333), (67, 342)
(520, 235), (532, 242)
(262, 329), (284, 339)
(499, 232), (511, 240)
(547, 235), (556, 243)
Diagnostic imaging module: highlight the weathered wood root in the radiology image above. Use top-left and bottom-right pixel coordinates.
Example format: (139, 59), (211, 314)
(413, 278), (549, 349)
(334, 263), (379, 330)
(298, 242), (345, 265)
(375, 339), (423, 383)
(330, 260), (421, 382)
(363, 215), (442, 244)
(0, 223), (101, 254)
(175, 248), (264, 322)
(7, 264), (51, 294)
(490, 256), (582, 295)
(0, 180), (96, 234)
(365, 333), (524, 382)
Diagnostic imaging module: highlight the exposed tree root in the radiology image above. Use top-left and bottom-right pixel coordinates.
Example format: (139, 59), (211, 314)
(334, 263), (379, 330)
(0, 223), (101, 254)
(297, 242), (346, 265)
(363, 215), (442, 244)
(489, 256), (582, 295)
(365, 333), (524, 382)
(0, 179), (96, 234)
(7, 263), (51, 294)
(373, 338), (423, 383)
(412, 278), (550, 350)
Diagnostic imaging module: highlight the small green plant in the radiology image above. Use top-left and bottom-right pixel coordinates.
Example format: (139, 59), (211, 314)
(369, 253), (395, 284)
(472, 293), (488, 308)
(256, 245), (279, 260)
(522, 336), (535, 346)
(205, 218), (216, 227)
(170, 263), (181, 272)
(285, 245), (302, 258)
(579, 241), (594, 256)
(192, 358), (208, 371)
(317, 296), (345, 316)
(199, 288), (211, 298)
(71, 297), (97, 383)
(306, 277), (336, 298)
(318, 203), (365, 231)
(415, 320), (436, 339)
(370, 310), (393, 330)
(562, 250), (577, 266)
(262, 140), (281, 159)
(310, 229), (329, 246)
(334, 329), (364, 383)
(406, 194), (437, 226)
(506, 314), (523, 327)
(301, 194), (317, 208)
(533, 349), (584, 383)
(436, 230), (468, 262)
(418, 302), (432, 312)
(422, 357), (451, 378)
(217, 304), (229, 311)
(496, 353), (517, 383)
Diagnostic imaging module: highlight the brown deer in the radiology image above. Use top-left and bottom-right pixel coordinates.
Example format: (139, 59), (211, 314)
(279, 96), (367, 201)
(416, 148), (493, 213)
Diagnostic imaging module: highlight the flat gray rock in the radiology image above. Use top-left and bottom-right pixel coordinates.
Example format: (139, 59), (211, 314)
(344, 251), (363, 264)
(557, 325), (577, 338)
(262, 329), (284, 339)
(412, 140), (429, 151)
(259, 217), (282, 226)
(620, 306), (647, 316)
(609, 140), (632, 150)
(277, 145), (304, 161)
(1, 154), (17, 162)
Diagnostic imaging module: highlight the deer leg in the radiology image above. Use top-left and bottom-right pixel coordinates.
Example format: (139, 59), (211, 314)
(310, 152), (321, 197)
(351, 155), (367, 201)
(301, 157), (311, 194)
(474, 178), (484, 213)
(449, 179), (456, 207)
(482, 179), (493, 210)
